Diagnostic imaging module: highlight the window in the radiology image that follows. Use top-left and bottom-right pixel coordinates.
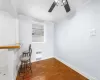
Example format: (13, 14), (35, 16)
(32, 24), (44, 42)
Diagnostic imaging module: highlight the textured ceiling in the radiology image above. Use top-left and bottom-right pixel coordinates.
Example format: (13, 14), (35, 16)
(0, 0), (91, 22)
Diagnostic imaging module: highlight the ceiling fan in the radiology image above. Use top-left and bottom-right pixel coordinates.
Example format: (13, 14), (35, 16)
(48, 0), (71, 13)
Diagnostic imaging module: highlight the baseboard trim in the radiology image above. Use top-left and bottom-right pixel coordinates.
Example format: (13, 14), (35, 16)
(55, 56), (97, 80)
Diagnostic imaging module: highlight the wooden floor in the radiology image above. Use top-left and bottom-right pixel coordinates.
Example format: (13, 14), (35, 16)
(16, 58), (88, 80)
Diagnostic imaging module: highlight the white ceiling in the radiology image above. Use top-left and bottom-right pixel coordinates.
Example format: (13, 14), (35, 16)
(0, 0), (91, 22)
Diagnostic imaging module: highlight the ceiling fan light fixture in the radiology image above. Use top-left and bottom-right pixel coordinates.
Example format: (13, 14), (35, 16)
(48, 0), (70, 12)
(63, 0), (66, 3)
(55, 0), (58, 3)
(56, 0), (61, 6)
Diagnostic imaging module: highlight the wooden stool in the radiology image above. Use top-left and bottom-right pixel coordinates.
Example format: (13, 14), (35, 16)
(18, 44), (32, 79)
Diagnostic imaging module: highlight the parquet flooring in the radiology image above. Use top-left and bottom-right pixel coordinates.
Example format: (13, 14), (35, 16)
(16, 58), (88, 80)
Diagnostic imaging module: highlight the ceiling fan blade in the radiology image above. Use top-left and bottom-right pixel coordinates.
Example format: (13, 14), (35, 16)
(48, 2), (56, 12)
(64, 0), (70, 12)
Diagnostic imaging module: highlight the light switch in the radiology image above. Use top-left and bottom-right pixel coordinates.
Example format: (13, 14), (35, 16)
(90, 28), (96, 36)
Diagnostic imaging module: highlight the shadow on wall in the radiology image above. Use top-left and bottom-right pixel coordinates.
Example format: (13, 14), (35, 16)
(0, 50), (8, 80)
(0, 50), (8, 67)
(58, 10), (76, 23)
(67, 10), (76, 20)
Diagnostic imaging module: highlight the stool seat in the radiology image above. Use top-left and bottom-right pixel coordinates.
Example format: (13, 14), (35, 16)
(21, 56), (30, 62)
(23, 50), (29, 54)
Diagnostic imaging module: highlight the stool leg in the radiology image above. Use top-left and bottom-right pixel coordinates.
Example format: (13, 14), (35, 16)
(31, 62), (32, 73)
(29, 60), (32, 73)
(24, 62), (26, 73)
(22, 62), (27, 80)
(19, 62), (23, 76)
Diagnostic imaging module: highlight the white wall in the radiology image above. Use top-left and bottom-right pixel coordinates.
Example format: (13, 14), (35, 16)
(19, 15), (54, 62)
(55, 0), (100, 80)
(0, 10), (19, 80)
(0, 11), (18, 45)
